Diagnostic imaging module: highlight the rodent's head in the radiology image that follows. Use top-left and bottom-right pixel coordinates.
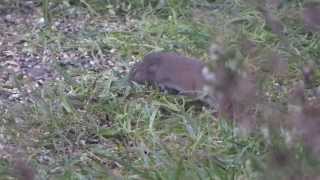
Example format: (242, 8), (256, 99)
(128, 60), (158, 84)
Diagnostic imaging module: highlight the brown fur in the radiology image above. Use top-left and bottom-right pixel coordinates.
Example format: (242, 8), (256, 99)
(129, 52), (206, 96)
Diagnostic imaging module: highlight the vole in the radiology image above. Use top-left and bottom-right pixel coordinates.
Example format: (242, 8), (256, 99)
(129, 52), (207, 97)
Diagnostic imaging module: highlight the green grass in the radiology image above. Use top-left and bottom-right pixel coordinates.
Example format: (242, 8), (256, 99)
(1, 0), (320, 179)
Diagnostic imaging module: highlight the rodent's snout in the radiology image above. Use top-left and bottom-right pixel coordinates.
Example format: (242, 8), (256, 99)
(129, 68), (146, 84)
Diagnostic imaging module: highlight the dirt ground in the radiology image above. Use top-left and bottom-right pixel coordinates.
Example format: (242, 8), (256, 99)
(0, 1), (133, 105)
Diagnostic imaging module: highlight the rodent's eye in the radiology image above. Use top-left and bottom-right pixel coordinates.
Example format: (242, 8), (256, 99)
(149, 64), (158, 72)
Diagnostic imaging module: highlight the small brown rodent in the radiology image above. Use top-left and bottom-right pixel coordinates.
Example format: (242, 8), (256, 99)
(129, 52), (206, 96)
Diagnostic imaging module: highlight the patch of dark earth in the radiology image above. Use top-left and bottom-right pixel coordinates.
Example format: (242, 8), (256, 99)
(0, 1), (133, 171)
(0, 1), (134, 107)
